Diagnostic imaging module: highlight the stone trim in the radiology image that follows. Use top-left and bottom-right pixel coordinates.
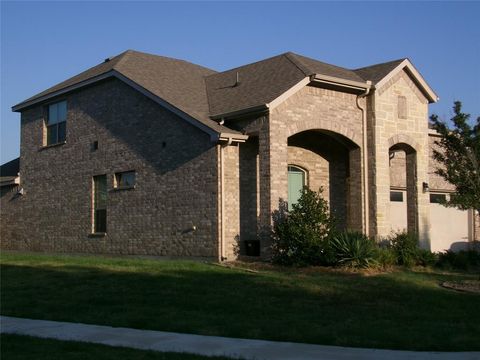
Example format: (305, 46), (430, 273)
(388, 133), (420, 151)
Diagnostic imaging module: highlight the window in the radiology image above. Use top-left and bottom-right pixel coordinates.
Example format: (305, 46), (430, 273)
(114, 171), (136, 189)
(93, 175), (107, 233)
(46, 100), (67, 145)
(390, 191), (404, 202)
(288, 165), (306, 211)
(397, 96), (407, 119)
(430, 193), (447, 204)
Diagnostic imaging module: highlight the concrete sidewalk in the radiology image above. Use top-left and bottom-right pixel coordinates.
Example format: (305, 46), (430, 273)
(1, 316), (479, 360)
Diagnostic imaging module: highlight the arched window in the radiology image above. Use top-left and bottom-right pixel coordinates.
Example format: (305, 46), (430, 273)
(288, 165), (307, 211)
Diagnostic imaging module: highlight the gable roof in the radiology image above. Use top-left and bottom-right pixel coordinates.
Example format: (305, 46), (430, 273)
(205, 52), (370, 118)
(12, 50), (245, 139)
(354, 58), (438, 103)
(12, 50), (437, 138)
(353, 59), (406, 84)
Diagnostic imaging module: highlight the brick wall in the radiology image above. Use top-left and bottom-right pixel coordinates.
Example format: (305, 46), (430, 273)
(262, 85), (364, 249)
(1, 78), (219, 258)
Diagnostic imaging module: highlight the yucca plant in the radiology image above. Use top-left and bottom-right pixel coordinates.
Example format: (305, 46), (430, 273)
(331, 231), (377, 268)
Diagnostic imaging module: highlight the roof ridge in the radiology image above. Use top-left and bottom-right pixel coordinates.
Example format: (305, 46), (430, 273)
(120, 50), (217, 74)
(205, 52), (291, 79)
(112, 50), (133, 68)
(283, 52), (311, 76)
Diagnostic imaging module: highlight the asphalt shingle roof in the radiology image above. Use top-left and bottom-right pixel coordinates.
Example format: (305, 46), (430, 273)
(14, 50), (232, 134)
(0, 157), (20, 177)
(205, 52), (374, 117)
(205, 53), (307, 117)
(13, 51), (413, 133)
(353, 58), (406, 84)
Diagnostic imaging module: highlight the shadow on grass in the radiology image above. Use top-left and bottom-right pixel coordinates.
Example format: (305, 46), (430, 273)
(1, 262), (479, 351)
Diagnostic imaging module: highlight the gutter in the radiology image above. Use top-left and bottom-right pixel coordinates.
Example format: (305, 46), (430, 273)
(210, 104), (268, 121)
(313, 74), (371, 92)
(0, 176), (20, 187)
(217, 133), (248, 143)
(356, 81), (372, 235)
(210, 76), (371, 121)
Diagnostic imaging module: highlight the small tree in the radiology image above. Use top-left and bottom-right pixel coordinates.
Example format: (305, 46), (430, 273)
(430, 101), (480, 215)
(271, 187), (335, 266)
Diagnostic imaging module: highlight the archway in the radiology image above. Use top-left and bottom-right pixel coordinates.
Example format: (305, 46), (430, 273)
(287, 130), (362, 231)
(389, 142), (418, 235)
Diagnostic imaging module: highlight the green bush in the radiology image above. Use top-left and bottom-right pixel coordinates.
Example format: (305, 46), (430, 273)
(437, 250), (480, 270)
(374, 247), (397, 268)
(271, 187), (335, 266)
(388, 231), (419, 267)
(330, 231), (377, 268)
(416, 249), (439, 267)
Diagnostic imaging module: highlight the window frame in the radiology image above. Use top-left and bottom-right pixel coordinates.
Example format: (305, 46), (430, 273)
(45, 100), (67, 146)
(113, 170), (136, 190)
(430, 193), (447, 204)
(92, 174), (107, 234)
(287, 164), (308, 211)
(390, 191), (404, 202)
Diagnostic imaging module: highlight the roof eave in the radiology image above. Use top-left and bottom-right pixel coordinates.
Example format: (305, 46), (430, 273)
(218, 133), (249, 142)
(210, 104), (269, 121)
(312, 74), (371, 91)
(0, 176), (20, 187)
(11, 70), (232, 141)
(12, 71), (115, 112)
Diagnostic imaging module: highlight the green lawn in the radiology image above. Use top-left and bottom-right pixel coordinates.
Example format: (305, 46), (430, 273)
(1, 252), (479, 351)
(1, 334), (233, 360)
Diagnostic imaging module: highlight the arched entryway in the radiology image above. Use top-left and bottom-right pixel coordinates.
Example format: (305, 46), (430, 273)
(287, 130), (362, 231)
(389, 142), (418, 235)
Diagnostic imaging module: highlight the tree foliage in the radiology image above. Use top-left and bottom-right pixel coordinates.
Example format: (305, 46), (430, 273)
(430, 101), (480, 213)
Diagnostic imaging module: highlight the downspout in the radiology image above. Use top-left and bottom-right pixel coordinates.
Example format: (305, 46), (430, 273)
(218, 129), (233, 262)
(356, 81), (372, 235)
(218, 143), (225, 262)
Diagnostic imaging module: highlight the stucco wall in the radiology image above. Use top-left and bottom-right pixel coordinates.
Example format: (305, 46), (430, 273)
(1, 78), (219, 257)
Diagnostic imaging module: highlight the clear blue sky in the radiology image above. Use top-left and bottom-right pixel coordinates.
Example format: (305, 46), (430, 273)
(1, 1), (479, 164)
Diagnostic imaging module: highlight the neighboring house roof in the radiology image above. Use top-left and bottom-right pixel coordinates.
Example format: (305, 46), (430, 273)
(0, 157), (20, 187)
(12, 50), (438, 138)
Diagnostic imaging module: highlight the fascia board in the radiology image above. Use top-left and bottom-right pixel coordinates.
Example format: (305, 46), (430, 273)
(375, 59), (439, 103)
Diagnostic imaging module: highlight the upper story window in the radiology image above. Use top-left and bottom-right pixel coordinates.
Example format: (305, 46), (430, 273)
(397, 96), (407, 119)
(114, 171), (136, 189)
(46, 100), (67, 145)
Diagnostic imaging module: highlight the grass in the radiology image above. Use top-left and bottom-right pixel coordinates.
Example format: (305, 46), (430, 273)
(1, 252), (479, 351)
(1, 334), (234, 360)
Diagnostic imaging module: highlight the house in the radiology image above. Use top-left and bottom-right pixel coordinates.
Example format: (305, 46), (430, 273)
(1, 50), (477, 259)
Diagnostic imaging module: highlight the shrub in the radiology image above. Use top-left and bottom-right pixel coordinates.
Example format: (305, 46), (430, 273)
(271, 187), (335, 266)
(416, 249), (439, 267)
(374, 247), (397, 268)
(388, 231), (419, 267)
(330, 231), (377, 268)
(437, 250), (480, 271)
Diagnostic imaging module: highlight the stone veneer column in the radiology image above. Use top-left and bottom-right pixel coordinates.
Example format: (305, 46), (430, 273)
(370, 70), (431, 248)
